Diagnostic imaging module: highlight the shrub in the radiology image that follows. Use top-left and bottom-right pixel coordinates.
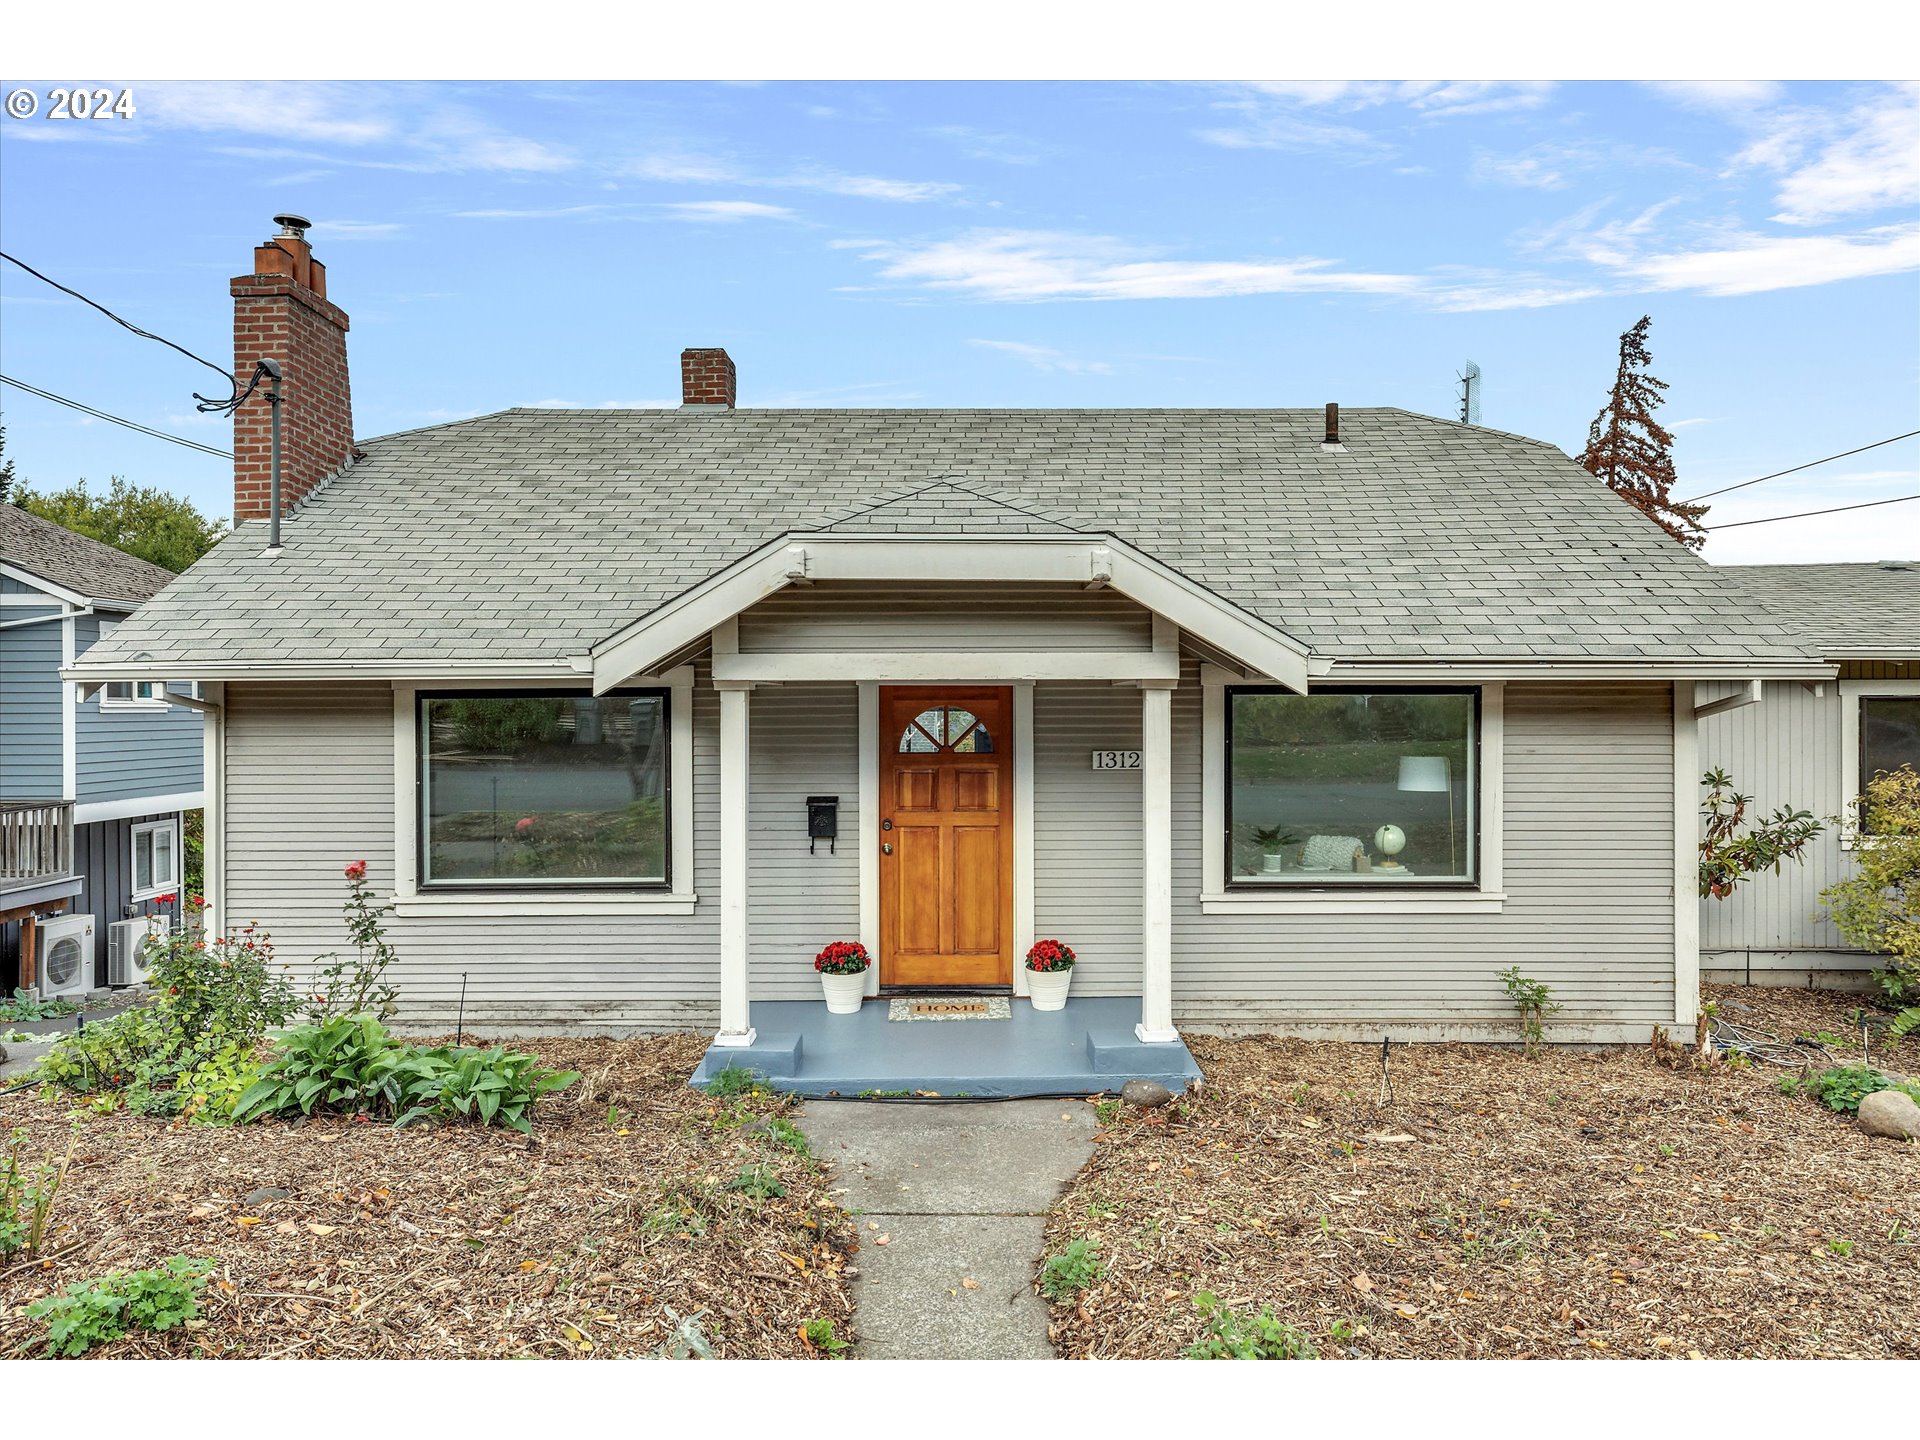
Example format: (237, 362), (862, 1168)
(1792, 1065), (1920, 1115)
(2, 1125), (75, 1261)
(0, 988), (78, 1022)
(1498, 967), (1560, 1054)
(1183, 1292), (1319, 1359)
(26, 1255), (212, 1357)
(232, 1015), (578, 1135)
(1820, 766), (1920, 1006)
(1038, 1237), (1103, 1299)
(307, 860), (400, 1022)
(1698, 768), (1822, 900)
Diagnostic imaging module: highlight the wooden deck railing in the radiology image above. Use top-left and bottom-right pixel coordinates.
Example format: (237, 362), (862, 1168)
(0, 799), (76, 890)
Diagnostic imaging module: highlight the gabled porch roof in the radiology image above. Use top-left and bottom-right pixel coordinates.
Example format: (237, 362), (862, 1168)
(588, 531), (1316, 694)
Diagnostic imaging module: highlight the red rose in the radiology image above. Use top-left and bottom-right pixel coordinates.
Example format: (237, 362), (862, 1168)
(515, 817), (536, 835)
(344, 860), (368, 880)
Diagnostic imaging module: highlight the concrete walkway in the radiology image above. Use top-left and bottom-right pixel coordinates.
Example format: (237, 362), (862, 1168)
(800, 1100), (1097, 1360)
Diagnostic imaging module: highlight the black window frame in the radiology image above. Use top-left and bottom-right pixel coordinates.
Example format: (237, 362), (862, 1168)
(416, 687), (672, 892)
(1857, 694), (1920, 829)
(1224, 684), (1483, 892)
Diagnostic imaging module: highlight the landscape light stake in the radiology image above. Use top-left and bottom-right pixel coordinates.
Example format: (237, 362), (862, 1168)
(1378, 1036), (1393, 1107)
(457, 971), (468, 1047)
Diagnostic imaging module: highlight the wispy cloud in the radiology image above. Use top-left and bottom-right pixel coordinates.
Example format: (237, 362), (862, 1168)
(925, 124), (1054, 166)
(1196, 81), (1553, 156)
(1619, 222), (1920, 295)
(1763, 84), (1920, 225)
(1639, 80), (1785, 111)
(625, 150), (958, 202)
(847, 228), (1596, 311)
(1236, 81), (1555, 117)
(969, 339), (1114, 374)
(308, 219), (406, 240)
(453, 204), (613, 220)
(660, 200), (798, 223)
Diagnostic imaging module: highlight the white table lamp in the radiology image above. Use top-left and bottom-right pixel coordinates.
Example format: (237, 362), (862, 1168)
(1398, 756), (1456, 874)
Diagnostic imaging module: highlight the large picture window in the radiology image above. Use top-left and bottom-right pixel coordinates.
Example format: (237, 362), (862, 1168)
(1227, 688), (1478, 887)
(418, 691), (669, 887)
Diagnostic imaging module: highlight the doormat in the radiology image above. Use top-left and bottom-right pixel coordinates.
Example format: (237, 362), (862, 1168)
(887, 996), (1012, 1022)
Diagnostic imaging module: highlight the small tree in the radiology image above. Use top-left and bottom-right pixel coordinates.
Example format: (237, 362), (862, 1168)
(1820, 765), (1920, 1006)
(1699, 768), (1822, 899)
(15, 475), (227, 572)
(1578, 315), (1708, 550)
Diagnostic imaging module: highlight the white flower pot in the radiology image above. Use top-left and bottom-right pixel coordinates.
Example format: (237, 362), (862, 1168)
(1262, 851), (1287, 875)
(1027, 966), (1073, 1011)
(820, 970), (867, 1014)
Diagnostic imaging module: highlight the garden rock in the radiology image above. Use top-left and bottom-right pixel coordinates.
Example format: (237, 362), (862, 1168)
(1856, 1088), (1920, 1141)
(1121, 1078), (1175, 1109)
(244, 1186), (292, 1206)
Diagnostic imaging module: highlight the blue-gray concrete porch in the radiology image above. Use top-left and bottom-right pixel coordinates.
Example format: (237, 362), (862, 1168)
(688, 996), (1202, 1099)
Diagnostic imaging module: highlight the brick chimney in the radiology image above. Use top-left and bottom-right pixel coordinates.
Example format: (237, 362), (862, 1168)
(681, 347), (736, 408)
(231, 214), (353, 523)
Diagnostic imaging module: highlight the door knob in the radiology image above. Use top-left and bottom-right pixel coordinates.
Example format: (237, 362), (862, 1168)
(882, 842), (893, 855)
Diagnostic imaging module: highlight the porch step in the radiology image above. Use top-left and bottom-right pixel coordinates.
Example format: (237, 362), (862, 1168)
(688, 997), (1202, 1099)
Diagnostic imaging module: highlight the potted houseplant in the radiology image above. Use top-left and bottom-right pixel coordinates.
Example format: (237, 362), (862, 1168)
(814, 940), (871, 1014)
(1254, 826), (1298, 875)
(1025, 938), (1077, 1011)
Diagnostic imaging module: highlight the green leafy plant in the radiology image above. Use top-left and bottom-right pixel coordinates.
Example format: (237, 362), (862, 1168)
(761, 1116), (811, 1155)
(1498, 966), (1561, 1054)
(727, 1163), (785, 1200)
(1699, 768), (1823, 900)
(1890, 1008), (1920, 1044)
(306, 860), (401, 1022)
(1038, 1237), (1104, 1299)
(2, 1124), (76, 1261)
(0, 988), (79, 1022)
(1796, 1065), (1920, 1115)
(702, 1066), (767, 1099)
(1821, 766), (1920, 1006)
(800, 1317), (849, 1357)
(1252, 825), (1298, 856)
(26, 1256), (213, 1357)
(232, 1015), (577, 1135)
(1183, 1291), (1319, 1359)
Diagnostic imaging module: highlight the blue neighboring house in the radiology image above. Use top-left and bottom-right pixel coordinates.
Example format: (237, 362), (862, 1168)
(2, 504), (203, 992)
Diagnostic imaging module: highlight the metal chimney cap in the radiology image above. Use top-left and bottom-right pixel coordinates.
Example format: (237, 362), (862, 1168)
(272, 213), (313, 239)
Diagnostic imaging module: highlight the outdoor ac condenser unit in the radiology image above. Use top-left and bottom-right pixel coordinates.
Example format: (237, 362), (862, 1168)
(107, 914), (170, 987)
(34, 913), (96, 1001)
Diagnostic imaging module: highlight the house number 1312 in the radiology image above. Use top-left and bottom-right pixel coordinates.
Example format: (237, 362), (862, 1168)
(1090, 750), (1142, 770)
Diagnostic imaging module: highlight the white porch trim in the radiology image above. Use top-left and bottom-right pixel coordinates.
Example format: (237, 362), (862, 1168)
(1137, 679), (1178, 1044)
(715, 679), (756, 1047)
(713, 648), (1178, 683)
(1013, 681), (1036, 998)
(202, 682), (226, 939)
(857, 681), (880, 997)
(72, 790), (206, 826)
(588, 534), (1313, 695)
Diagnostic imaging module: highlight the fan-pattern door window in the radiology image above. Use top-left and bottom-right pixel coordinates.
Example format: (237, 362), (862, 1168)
(896, 706), (994, 754)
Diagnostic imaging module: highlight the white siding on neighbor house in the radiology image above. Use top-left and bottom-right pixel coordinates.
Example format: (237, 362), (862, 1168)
(747, 682), (860, 996)
(1033, 680), (1143, 996)
(1170, 667), (1679, 1030)
(222, 675), (722, 1032)
(737, 582), (1154, 654)
(1697, 662), (1918, 983)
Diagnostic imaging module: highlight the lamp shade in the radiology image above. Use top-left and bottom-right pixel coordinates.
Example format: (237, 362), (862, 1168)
(1398, 756), (1450, 792)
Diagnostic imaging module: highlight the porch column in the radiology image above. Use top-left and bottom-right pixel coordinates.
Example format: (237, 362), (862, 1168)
(715, 679), (756, 1046)
(1137, 678), (1179, 1043)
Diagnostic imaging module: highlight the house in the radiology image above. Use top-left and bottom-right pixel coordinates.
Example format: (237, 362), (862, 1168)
(2, 504), (203, 996)
(64, 217), (1836, 1092)
(1697, 561), (1920, 990)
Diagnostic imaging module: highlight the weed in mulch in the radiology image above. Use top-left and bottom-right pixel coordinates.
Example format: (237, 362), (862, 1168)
(1045, 985), (1918, 1360)
(0, 1034), (853, 1359)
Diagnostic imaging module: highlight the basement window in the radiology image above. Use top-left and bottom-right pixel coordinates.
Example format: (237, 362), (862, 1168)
(417, 690), (670, 888)
(130, 818), (181, 900)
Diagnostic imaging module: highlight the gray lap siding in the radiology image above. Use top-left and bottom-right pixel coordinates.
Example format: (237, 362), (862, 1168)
(217, 670), (1678, 1032)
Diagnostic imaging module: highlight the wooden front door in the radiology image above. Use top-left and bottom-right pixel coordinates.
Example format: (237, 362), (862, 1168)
(879, 686), (1014, 988)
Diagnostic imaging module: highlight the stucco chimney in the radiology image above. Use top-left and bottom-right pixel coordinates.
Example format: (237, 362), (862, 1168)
(681, 348), (737, 408)
(231, 214), (353, 523)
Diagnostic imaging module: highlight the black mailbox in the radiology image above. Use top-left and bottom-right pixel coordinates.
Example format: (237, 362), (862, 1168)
(806, 795), (839, 854)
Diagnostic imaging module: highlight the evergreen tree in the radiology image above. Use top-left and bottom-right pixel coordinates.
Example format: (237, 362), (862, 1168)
(0, 424), (17, 504)
(1578, 315), (1708, 550)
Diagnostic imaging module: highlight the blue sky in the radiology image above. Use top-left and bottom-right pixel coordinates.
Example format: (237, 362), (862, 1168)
(1, 78), (1914, 563)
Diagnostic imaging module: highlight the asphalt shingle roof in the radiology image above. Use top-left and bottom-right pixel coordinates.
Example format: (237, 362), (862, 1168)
(71, 406), (1821, 671)
(1717, 562), (1920, 656)
(0, 504), (176, 606)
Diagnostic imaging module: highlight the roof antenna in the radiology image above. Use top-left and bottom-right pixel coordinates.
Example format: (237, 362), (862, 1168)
(1457, 361), (1482, 425)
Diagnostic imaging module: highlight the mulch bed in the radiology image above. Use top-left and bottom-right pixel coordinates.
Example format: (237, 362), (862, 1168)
(1044, 985), (1919, 1359)
(1, 1035), (854, 1359)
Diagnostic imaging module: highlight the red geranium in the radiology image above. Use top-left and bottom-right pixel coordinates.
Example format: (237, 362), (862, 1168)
(154, 892), (177, 905)
(814, 940), (871, 976)
(1025, 939), (1077, 973)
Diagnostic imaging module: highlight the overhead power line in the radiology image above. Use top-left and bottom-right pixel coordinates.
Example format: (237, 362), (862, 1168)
(1682, 429), (1920, 502)
(0, 373), (233, 459)
(0, 249), (262, 413)
(1704, 493), (1920, 530)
